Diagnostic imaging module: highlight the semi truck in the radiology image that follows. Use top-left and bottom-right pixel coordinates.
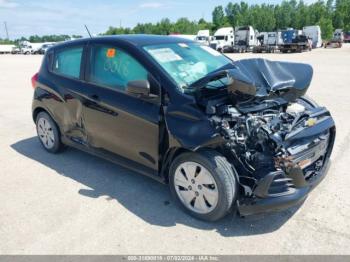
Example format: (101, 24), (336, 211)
(195, 30), (211, 46)
(281, 28), (299, 44)
(233, 26), (258, 52)
(210, 27), (234, 52)
(279, 34), (312, 53)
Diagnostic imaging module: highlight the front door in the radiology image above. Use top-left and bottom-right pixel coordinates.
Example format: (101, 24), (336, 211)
(81, 44), (161, 171)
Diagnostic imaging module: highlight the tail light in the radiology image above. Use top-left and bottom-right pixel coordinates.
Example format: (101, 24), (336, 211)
(31, 73), (39, 89)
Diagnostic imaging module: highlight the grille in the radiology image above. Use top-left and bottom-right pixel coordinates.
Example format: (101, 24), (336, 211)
(209, 43), (217, 50)
(287, 132), (330, 179)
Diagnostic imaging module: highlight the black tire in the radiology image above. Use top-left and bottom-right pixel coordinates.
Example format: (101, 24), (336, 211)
(169, 150), (238, 221)
(36, 111), (63, 153)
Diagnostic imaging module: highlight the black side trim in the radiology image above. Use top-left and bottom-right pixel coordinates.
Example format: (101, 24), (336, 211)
(62, 136), (165, 184)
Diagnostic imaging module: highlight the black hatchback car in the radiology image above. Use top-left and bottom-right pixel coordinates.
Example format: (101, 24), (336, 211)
(31, 35), (335, 221)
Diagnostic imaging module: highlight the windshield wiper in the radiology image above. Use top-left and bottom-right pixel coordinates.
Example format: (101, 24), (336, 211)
(188, 62), (237, 90)
(188, 69), (232, 90)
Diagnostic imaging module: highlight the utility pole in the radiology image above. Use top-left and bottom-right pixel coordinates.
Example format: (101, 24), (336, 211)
(4, 21), (9, 39)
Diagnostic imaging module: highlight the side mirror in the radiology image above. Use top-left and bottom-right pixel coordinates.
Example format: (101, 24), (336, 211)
(126, 80), (150, 97)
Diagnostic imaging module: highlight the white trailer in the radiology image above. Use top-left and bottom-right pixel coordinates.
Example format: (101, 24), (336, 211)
(266, 32), (283, 46)
(195, 30), (211, 46)
(210, 27), (234, 52)
(303, 26), (322, 48)
(0, 44), (15, 54)
(253, 32), (283, 53)
(233, 26), (258, 52)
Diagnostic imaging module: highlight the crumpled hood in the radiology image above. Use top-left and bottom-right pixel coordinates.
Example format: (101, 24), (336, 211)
(228, 58), (313, 101)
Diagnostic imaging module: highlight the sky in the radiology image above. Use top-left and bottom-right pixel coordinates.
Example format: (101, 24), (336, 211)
(0, 0), (314, 39)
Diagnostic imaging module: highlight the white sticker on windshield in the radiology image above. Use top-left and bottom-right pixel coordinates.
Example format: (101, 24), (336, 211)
(148, 48), (183, 63)
(178, 43), (189, 48)
(200, 45), (221, 56)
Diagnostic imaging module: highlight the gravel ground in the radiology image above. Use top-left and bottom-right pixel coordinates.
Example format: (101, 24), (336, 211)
(0, 45), (349, 254)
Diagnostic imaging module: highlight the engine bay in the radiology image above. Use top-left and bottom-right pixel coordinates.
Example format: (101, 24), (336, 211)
(206, 95), (332, 197)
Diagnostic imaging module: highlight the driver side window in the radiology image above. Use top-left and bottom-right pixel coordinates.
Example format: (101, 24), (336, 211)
(89, 45), (148, 92)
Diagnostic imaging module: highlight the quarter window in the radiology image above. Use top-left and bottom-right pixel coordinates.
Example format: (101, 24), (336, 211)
(89, 46), (148, 91)
(53, 47), (83, 79)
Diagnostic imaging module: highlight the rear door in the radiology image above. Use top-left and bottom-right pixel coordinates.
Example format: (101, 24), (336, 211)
(47, 43), (88, 144)
(81, 43), (161, 171)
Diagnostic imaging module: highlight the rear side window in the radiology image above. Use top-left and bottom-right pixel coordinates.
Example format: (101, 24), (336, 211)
(89, 46), (148, 91)
(53, 47), (83, 79)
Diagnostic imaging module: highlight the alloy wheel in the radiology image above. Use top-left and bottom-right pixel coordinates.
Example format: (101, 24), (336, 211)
(37, 117), (55, 149)
(174, 162), (219, 214)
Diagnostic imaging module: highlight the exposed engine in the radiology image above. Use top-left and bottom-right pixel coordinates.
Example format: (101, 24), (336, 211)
(210, 98), (331, 191)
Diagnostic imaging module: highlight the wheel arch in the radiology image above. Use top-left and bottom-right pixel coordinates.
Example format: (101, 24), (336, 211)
(32, 106), (63, 136)
(160, 144), (229, 183)
(32, 106), (51, 123)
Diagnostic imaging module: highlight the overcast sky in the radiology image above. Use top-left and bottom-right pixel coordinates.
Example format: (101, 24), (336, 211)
(0, 0), (316, 39)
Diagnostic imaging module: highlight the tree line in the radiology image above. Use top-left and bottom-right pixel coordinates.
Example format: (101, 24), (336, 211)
(0, 35), (82, 45)
(1, 0), (349, 44)
(105, 0), (350, 40)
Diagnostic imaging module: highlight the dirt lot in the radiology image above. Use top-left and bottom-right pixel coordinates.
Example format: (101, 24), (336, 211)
(0, 45), (349, 254)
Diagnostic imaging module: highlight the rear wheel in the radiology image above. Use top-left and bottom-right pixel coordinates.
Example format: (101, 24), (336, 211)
(169, 150), (237, 221)
(36, 111), (63, 153)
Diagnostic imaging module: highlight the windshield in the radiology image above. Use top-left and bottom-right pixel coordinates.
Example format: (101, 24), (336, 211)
(214, 35), (225, 40)
(143, 42), (232, 91)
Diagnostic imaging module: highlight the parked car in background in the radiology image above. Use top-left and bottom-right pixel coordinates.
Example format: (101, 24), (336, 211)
(38, 43), (55, 54)
(210, 27), (234, 52)
(31, 35), (335, 221)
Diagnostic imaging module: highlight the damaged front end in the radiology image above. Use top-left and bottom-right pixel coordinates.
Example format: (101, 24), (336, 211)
(192, 58), (336, 216)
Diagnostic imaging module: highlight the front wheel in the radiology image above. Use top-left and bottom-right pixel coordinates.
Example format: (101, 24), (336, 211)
(169, 150), (237, 221)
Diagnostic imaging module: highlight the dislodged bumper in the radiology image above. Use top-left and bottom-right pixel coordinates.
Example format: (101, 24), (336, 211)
(237, 115), (335, 216)
(238, 162), (330, 216)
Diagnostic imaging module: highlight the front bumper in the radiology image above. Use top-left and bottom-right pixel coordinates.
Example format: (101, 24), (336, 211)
(238, 161), (330, 216)
(238, 112), (336, 216)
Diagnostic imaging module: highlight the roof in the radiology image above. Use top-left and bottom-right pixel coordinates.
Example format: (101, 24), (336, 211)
(55, 34), (194, 49)
(101, 35), (193, 46)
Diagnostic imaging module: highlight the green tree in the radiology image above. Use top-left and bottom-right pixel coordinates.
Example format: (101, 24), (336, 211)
(319, 17), (334, 39)
(158, 18), (173, 35)
(212, 5), (225, 29)
(225, 2), (242, 28)
(173, 18), (197, 34)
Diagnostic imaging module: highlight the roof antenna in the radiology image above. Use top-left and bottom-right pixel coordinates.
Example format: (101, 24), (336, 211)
(84, 25), (92, 38)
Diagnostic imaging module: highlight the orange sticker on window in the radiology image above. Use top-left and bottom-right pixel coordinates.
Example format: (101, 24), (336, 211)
(106, 48), (116, 58)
